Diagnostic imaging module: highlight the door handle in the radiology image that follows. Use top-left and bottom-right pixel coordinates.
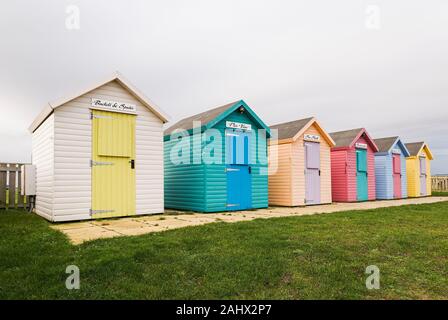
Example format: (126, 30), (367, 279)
(130, 159), (135, 169)
(248, 166), (252, 174)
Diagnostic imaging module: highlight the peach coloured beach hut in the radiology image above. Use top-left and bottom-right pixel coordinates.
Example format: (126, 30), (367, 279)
(268, 117), (335, 206)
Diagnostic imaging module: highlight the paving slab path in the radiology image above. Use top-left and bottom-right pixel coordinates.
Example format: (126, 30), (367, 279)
(51, 197), (448, 244)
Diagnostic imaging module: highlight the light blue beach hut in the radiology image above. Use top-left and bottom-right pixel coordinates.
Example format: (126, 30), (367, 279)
(374, 137), (410, 199)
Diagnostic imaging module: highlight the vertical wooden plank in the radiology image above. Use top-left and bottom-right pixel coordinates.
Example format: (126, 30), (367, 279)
(5, 163), (10, 209)
(0, 163), (27, 209)
(14, 164), (19, 208)
(0, 165), (5, 209)
(18, 168), (26, 207)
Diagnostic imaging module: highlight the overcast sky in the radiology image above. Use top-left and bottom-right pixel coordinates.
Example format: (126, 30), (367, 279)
(0, 0), (447, 173)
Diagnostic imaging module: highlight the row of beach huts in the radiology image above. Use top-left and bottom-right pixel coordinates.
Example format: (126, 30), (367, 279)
(28, 73), (433, 222)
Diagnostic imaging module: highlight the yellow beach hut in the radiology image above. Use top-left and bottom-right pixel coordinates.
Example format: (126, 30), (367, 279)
(405, 142), (434, 197)
(268, 117), (335, 206)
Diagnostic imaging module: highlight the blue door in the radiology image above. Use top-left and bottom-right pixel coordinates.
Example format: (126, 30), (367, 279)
(226, 130), (252, 210)
(356, 149), (368, 201)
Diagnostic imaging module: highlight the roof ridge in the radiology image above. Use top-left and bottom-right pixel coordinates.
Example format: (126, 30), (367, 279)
(170, 100), (240, 125)
(374, 136), (398, 141)
(270, 116), (314, 128)
(164, 100), (240, 135)
(329, 127), (364, 135)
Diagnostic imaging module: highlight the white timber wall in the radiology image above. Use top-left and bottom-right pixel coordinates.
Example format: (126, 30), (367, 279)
(49, 80), (164, 222)
(32, 113), (54, 220)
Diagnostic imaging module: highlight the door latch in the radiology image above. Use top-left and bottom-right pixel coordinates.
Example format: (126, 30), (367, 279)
(130, 159), (135, 169)
(248, 166), (252, 174)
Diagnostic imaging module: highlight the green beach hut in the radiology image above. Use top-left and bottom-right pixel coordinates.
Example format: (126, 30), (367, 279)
(164, 100), (270, 212)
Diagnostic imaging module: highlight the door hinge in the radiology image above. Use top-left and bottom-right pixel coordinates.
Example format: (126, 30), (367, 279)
(91, 113), (113, 120)
(90, 209), (115, 215)
(90, 160), (114, 167)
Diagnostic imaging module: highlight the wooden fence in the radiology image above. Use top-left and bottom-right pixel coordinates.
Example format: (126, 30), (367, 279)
(0, 163), (29, 209)
(432, 176), (448, 192)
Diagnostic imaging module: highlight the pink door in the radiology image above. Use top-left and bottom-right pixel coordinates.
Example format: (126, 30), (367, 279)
(392, 154), (401, 198)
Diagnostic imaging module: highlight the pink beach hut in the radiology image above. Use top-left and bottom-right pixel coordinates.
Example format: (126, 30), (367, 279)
(329, 128), (379, 202)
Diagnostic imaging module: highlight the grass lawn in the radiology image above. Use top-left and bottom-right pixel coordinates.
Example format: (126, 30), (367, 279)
(1, 202), (447, 299)
(433, 191), (448, 196)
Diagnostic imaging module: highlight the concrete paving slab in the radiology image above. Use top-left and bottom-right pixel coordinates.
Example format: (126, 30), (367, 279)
(52, 196), (448, 244)
(132, 215), (166, 223)
(58, 225), (121, 245)
(52, 222), (94, 230)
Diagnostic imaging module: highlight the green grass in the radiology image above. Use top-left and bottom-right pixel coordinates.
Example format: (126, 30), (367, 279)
(433, 191), (448, 197)
(1, 202), (448, 299)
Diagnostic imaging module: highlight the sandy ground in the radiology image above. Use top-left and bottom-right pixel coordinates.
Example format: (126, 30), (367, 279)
(51, 197), (448, 245)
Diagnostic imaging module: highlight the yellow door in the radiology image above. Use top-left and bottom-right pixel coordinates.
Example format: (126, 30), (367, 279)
(91, 109), (136, 219)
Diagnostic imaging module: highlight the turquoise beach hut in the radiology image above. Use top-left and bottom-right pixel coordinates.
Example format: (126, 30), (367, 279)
(164, 100), (270, 212)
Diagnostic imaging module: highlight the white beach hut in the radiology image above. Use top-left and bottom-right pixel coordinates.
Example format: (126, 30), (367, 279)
(29, 72), (169, 222)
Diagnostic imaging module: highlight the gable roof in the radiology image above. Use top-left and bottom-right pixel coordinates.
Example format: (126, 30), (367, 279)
(164, 101), (238, 136)
(374, 137), (398, 152)
(405, 142), (434, 159)
(269, 117), (335, 146)
(405, 142), (424, 156)
(29, 71), (169, 133)
(270, 117), (313, 140)
(329, 128), (379, 152)
(164, 100), (270, 137)
(374, 136), (410, 156)
(329, 128), (363, 147)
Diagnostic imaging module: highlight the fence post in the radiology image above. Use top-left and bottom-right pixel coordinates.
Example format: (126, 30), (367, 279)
(15, 164), (19, 208)
(431, 176), (448, 192)
(5, 163), (10, 210)
(1, 162), (29, 209)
